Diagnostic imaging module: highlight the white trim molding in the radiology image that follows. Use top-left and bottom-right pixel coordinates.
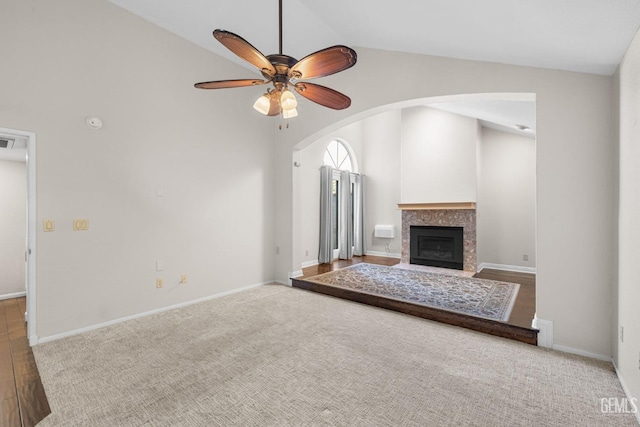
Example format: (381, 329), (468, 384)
(301, 260), (319, 268)
(552, 344), (611, 362)
(289, 270), (303, 279)
(0, 291), (26, 301)
(533, 315), (553, 349)
(1, 127), (37, 347)
(613, 361), (640, 424)
(366, 251), (402, 259)
(477, 263), (536, 274)
(34, 281), (272, 345)
(534, 315), (611, 361)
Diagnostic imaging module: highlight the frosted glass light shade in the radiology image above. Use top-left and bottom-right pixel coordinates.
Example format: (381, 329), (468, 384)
(253, 95), (271, 115)
(283, 108), (298, 119)
(280, 90), (297, 111)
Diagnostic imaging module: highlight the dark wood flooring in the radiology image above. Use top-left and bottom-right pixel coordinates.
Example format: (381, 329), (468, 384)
(294, 255), (538, 345)
(0, 297), (50, 427)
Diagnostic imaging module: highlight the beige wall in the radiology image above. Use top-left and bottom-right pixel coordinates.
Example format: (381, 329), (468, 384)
(362, 111), (403, 256)
(0, 160), (26, 296)
(1, 0), (276, 339)
(278, 48), (614, 357)
(615, 27), (640, 405)
(477, 128), (536, 269)
(401, 107), (479, 203)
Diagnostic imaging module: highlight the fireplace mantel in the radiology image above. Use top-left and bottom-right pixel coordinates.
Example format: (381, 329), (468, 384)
(397, 202), (476, 211)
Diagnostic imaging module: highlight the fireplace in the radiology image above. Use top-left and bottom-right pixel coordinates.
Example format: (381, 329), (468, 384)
(410, 226), (464, 270)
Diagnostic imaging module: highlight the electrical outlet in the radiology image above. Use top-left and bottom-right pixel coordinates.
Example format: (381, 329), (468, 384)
(276, 246), (280, 255)
(180, 274), (188, 284)
(156, 279), (163, 288)
(620, 326), (624, 343)
(44, 219), (55, 232)
(523, 254), (529, 261)
(305, 249), (309, 256)
(73, 219), (89, 231)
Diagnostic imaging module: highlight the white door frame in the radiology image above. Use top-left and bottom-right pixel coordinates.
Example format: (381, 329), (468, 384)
(0, 127), (37, 345)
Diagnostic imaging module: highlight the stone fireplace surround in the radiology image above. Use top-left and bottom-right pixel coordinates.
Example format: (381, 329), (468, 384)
(399, 203), (476, 272)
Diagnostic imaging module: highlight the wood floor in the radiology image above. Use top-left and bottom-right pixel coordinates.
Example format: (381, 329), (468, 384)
(294, 255), (538, 345)
(0, 297), (50, 427)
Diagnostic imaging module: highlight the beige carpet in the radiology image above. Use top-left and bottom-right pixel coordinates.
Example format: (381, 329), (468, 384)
(33, 284), (637, 426)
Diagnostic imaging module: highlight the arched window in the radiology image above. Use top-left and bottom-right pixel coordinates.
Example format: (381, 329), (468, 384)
(321, 139), (358, 258)
(323, 139), (356, 172)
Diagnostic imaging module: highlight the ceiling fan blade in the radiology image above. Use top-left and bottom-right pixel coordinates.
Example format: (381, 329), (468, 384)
(293, 82), (351, 110)
(213, 30), (276, 77)
(194, 79), (268, 89)
(289, 46), (357, 80)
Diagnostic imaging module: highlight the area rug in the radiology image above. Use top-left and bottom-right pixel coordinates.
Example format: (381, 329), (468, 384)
(392, 262), (475, 277)
(304, 263), (519, 322)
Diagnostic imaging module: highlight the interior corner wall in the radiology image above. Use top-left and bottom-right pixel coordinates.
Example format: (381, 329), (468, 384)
(362, 110), (402, 256)
(615, 27), (640, 403)
(0, 160), (27, 296)
(1, 0), (276, 340)
(477, 128), (536, 269)
(400, 107), (479, 203)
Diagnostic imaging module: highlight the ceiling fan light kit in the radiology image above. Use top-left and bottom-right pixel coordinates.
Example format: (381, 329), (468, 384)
(195, 0), (357, 119)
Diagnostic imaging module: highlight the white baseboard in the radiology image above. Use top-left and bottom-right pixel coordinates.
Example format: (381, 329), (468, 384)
(477, 263), (536, 274)
(289, 270), (303, 278)
(35, 281), (272, 345)
(552, 344), (611, 362)
(533, 316), (553, 348)
(534, 315), (611, 361)
(0, 291), (26, 301)
(613, 361), (640, 424)
(366, 251), (402, 259)
(301, 260), (319, 268)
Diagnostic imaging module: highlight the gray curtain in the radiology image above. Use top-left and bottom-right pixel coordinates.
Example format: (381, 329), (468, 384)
(338, 170), (353, 259)
(318, 165), (333, 264)
(353, 174), (365, 256)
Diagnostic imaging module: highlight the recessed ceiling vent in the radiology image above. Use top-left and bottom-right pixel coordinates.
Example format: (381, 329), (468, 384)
(0, 138), (15, 149)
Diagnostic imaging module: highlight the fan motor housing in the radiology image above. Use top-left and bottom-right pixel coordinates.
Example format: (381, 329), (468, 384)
(265, 54), (298, 80)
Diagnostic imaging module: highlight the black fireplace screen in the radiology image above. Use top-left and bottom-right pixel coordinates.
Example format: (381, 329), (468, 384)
(410, 226), (463, 270)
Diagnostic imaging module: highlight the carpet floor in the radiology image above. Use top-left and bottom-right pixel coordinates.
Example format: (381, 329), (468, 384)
(33, 284), (637, 426)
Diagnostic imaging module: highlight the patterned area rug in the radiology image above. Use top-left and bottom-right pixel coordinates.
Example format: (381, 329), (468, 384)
(304, 263), (520, 322)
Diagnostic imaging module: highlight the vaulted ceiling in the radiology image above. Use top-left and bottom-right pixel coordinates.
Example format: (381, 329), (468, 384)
(109, 0), (640, 76)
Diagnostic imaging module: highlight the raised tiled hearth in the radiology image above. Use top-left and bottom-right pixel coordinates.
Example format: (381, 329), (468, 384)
(400, 207), (476, 272)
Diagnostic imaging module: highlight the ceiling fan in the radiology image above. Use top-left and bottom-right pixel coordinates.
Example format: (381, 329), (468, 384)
(194, 0), (357, 119)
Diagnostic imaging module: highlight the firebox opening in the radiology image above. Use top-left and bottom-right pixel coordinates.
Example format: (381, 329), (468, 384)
(410, 226), (464, 270)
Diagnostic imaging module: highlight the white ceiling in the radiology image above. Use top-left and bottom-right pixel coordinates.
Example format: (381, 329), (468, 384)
(105, 0), (640, 135)
(108, 0), (640, 76)
(429, 99), (536, 138)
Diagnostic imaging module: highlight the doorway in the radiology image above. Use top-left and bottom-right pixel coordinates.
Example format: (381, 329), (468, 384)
(0, 127), (37, 345)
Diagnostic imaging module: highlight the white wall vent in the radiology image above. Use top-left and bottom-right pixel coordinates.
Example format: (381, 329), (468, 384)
(0, 138), (15, 149)
(374, 225), (395, 239)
